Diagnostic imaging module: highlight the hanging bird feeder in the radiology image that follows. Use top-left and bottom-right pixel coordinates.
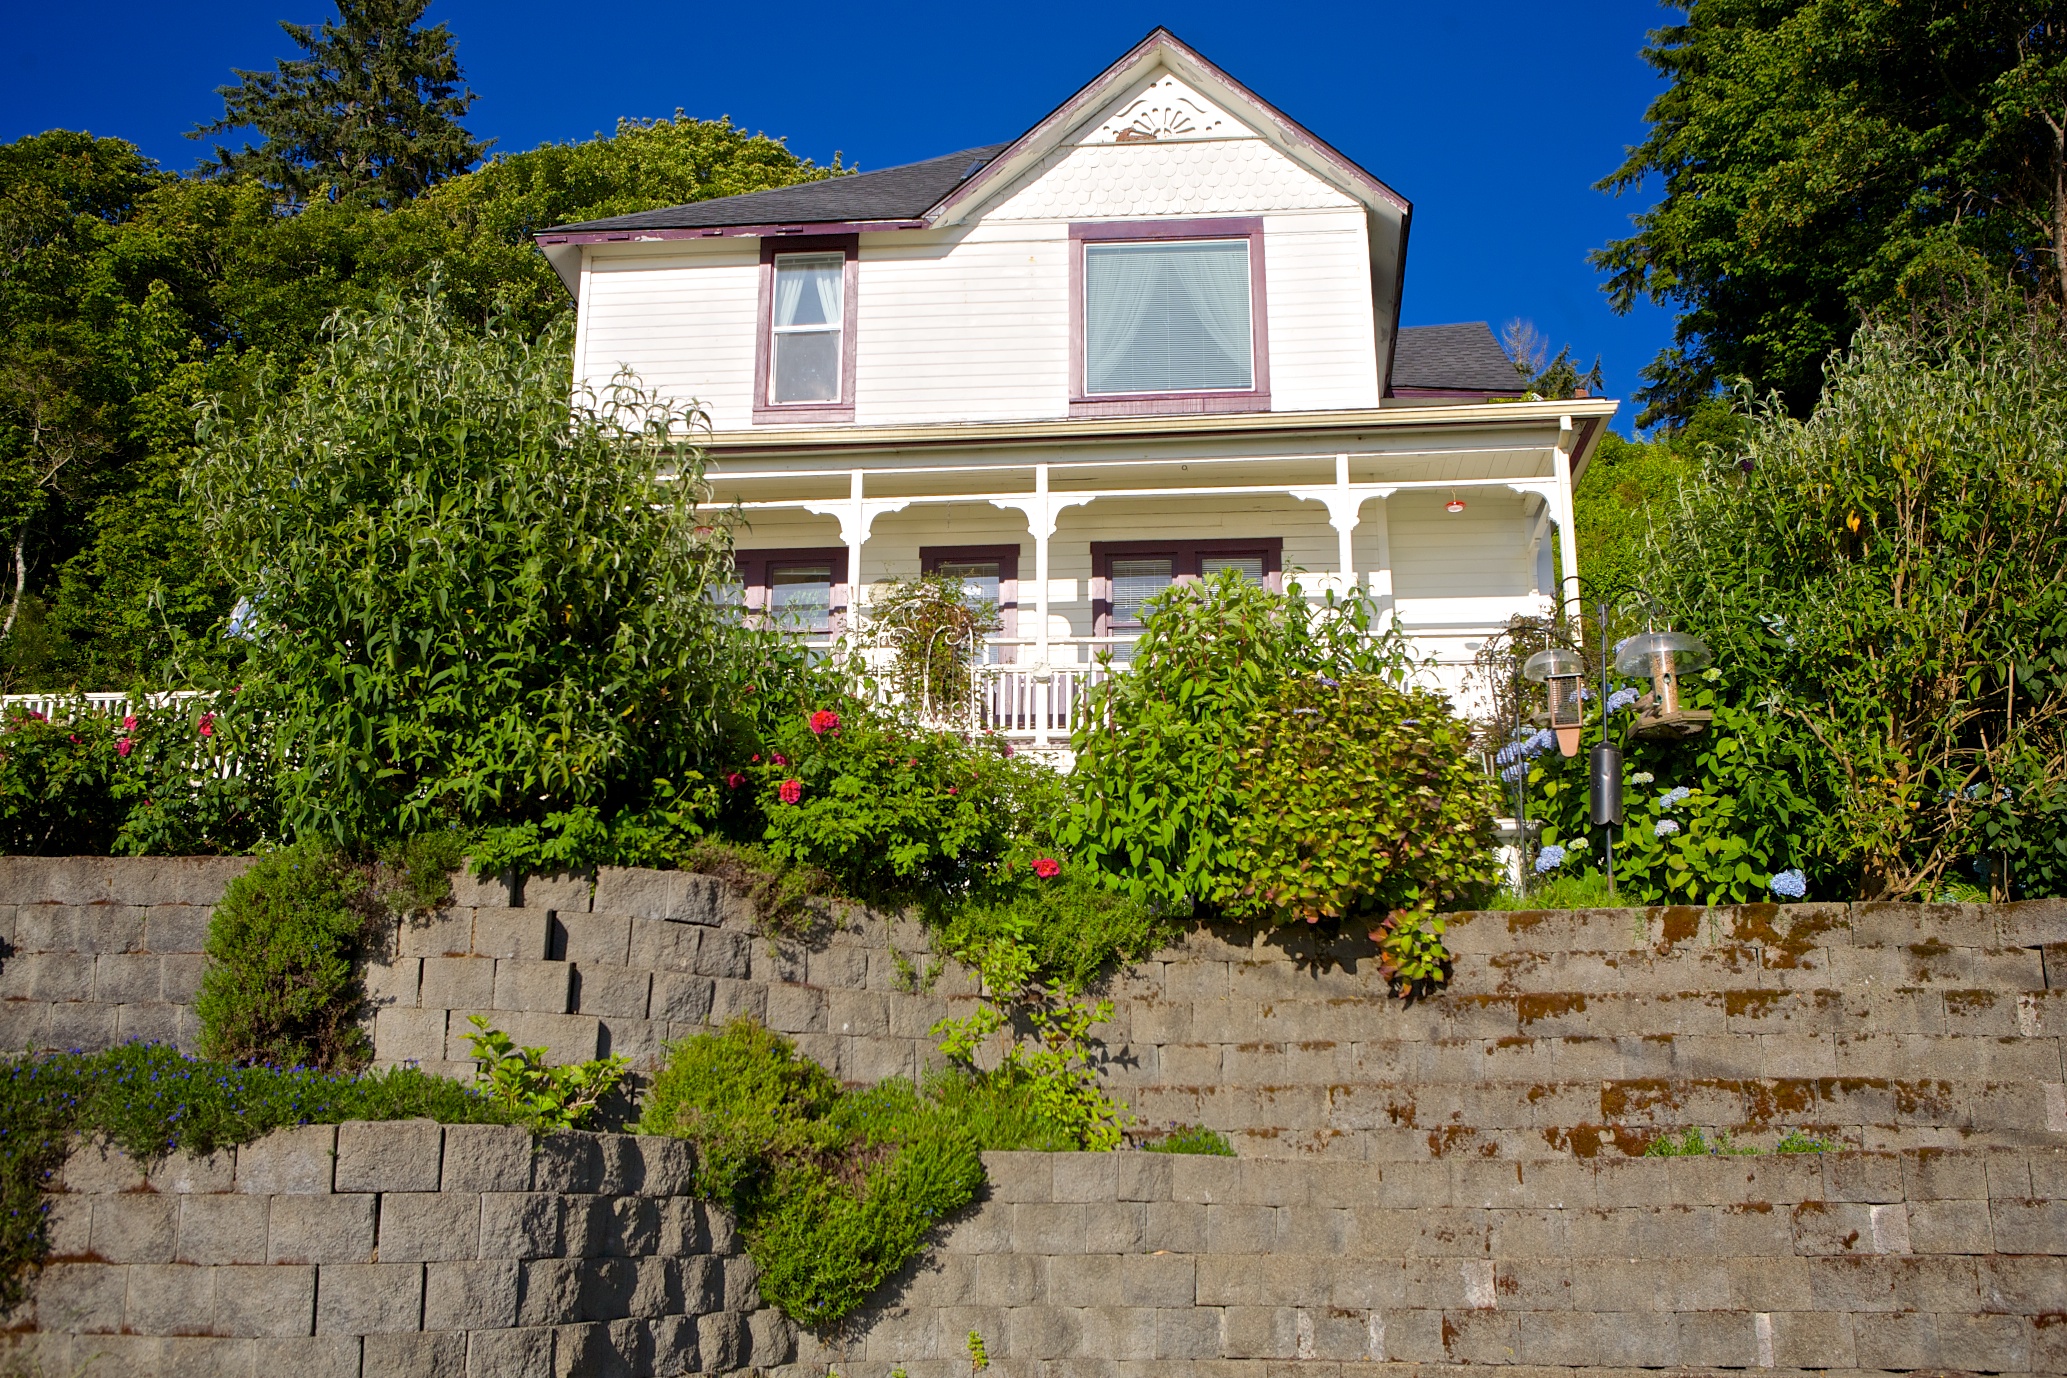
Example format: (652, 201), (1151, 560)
(1614, 629), (1715, 738)
(1522, 646), (1587, 757)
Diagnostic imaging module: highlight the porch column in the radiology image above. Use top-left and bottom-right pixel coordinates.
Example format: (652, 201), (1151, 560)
(1334, 454), (1356, 590)
(846, 469), (866, 642)
(1552, 417), (1581, 627)
(1370, 496), (1395, 630)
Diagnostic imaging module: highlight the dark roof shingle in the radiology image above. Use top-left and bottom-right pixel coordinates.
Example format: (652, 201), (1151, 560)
(549, 145), (1007, 234)
(1391, 322), (1523, 394)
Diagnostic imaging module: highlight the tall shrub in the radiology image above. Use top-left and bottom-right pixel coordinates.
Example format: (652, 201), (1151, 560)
(1647, 284), (2067, 899)
(1066, 573), (1419, 912)
(188, 288), (753, 847)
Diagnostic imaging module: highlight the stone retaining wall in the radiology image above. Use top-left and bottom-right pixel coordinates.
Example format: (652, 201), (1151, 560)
(9, 1120), (790, 1377)
(783, 1146), (2067, 1377)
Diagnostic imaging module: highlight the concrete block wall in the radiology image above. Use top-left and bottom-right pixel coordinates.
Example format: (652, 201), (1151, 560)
(9, 1121), (792, 1378)
(0, 857), (250, 1055)
(363, 864), (974, 1084)
(6, 858), (2067, 1161)
(778, 1147), (2067, 1378)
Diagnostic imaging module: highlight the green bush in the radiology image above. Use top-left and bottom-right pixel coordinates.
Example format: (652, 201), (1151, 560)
(941, 867), (1174, 995)
(1641, 285), (2067, 899)
(1066, 572), (1415, 914)
(194, 842), (385, 1070)
(0, 703), (125, 854)
(1220, 674), (1500, 964)
(638, 1018), (1073, 1327)
(187, 287), (760, 848)
(0, 1042), (514, 1308)
(739, 694), (1060, 910)
(0, 696), (277, 858)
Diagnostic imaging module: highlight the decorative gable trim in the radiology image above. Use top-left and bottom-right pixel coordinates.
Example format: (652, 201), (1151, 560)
(1087, 72), (1247, 145)
(926, 28), (1410, 228)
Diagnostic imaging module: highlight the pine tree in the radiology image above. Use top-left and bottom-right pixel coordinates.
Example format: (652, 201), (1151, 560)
(190, 0), (489, 207)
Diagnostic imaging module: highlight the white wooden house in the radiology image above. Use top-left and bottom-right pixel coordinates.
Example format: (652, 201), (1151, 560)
(536, 29), (1617, 750)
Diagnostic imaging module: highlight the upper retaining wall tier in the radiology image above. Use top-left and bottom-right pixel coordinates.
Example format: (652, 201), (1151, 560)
(7, 1120), (791, 1378)
(4, 859), (2066, 1159)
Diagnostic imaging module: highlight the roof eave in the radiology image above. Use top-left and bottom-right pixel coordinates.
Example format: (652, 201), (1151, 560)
(537, 220), (931, 247)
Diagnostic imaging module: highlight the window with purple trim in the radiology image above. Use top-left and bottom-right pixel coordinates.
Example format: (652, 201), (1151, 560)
(723, 549), (849, 637)
(754, 235), (857, 423)
(1071, 219), (1269, 417)
(1091, 538), (1281, 659)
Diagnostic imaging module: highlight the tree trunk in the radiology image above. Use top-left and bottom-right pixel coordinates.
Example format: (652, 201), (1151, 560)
(0, 533), (22, 643)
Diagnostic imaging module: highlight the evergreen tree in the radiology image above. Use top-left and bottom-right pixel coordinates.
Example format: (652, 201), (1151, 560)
(190, 0), (489, 207)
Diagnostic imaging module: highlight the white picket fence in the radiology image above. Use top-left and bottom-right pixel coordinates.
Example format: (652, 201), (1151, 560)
(0, 690), (206, 722)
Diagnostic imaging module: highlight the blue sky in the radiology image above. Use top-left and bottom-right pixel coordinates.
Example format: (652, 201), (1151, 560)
(5, 1), (1679, 433)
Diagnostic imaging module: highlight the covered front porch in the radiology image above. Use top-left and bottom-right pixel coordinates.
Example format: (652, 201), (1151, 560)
(701, 400), (1616, 752)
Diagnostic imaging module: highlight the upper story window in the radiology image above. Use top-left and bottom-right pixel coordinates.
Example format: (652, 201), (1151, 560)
(1071, 218), (1270, 419)
(755, 235), (857, 424)
(771, 253), (844, 403)
(1085, 239), (1252, 395)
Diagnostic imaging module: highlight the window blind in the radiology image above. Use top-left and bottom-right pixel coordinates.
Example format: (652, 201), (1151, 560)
(1084, 239), (1253, 395)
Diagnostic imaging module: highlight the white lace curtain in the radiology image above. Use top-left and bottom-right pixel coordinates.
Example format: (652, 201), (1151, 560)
(1085, 240), (1252, 394)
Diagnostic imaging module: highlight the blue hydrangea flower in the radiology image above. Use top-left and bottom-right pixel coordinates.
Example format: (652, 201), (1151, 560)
(1534, 845), (1567, 873)
(1605, 687), (1641, 714)
(1770, 869), (1807, 900)
(1658, 786), (1692, 808)
(1632, 771), (1655, 785)
(1654, 818), (1681, 837)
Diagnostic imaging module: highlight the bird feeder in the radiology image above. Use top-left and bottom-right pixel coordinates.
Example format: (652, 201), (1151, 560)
(1613, 629), (1715, 738)
(1522, 647), (1587, 757)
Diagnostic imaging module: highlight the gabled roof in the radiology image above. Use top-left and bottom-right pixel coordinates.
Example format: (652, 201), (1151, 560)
(536, 28), (1407, 240)
(929, 27), (1408, 229)
(1391, 323), (1524, 395)
(548, 146), (1006, 235)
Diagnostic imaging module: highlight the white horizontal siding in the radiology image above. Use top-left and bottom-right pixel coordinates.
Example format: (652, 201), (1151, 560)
(579, 246), (759, 429)
(1263, 211), (1380, 411)
(569, 135), (1386, 426)
(853, 227), (1069, 425)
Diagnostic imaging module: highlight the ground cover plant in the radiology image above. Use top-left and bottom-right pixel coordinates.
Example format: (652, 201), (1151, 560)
(0, 1042), (514, 1308)
(637, 1018), (1084, 1327)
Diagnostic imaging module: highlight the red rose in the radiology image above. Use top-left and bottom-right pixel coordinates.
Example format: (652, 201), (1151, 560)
(116, 738), (134, 758)
(1032, 858), (1061, 879)
(197, 712), (215, 738)
(121, 715), (138, 732)
(772, 753), (788, 766)
(778, 778), (802, 805)
(809, 709), (840, 735)
(726, 772), (745, 789)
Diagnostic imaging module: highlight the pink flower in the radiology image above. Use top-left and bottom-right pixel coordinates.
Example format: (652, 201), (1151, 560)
(946, 786), (957, 795)
(121, 715), (137, 732)
(751, 754), (761, 764)
(725, 772), (745, 789)
(197, 713), (215, 738)
(1032, 858), (1061, 879)
(26, 711), (44, 722)
(116, 737), (134, 758)
(1002, 744), (1015, 758)
(778, 778), (802, 805)
(771, 753), (788, 766)
(809, 709), (840, 735)
(67, 733), (81, 744)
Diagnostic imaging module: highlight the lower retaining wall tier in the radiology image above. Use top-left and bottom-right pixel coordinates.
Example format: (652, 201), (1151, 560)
(5, 1121), (792, 1378)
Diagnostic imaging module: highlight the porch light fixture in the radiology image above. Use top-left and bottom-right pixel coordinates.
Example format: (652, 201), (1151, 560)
(1613, 629), (1715, 738)
(1444, 492), (1466, 514)
(1522, 647), (1586, 757)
